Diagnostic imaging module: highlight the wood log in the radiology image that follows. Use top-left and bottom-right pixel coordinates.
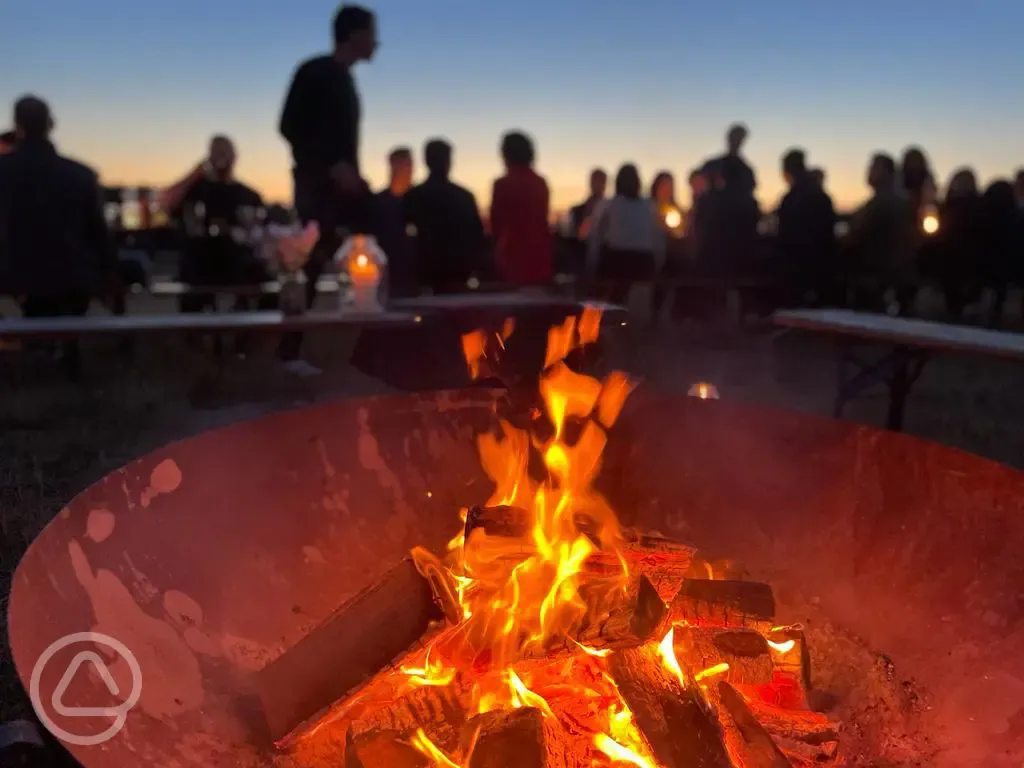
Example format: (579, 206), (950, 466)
(765, 627), (811, 693)
(608, 642), (732, 768)
(461, 707), (583, 768)
(674, 626), (774, 686)
(345, 728), (429, 768)
(575, 574), (667, 649)
(669, 579), (775, 633)
(465, 505), (532, 539)
(257, 558), (442, 746)
(347, 681), (471, 741)
(716, 681), (793, 768)
(771, 735), (840, 765)
(586, 535), (697, 603)
(736, 696), (840, 746)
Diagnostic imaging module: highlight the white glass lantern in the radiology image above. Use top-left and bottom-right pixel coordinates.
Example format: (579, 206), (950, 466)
(335, 234), (388, 312)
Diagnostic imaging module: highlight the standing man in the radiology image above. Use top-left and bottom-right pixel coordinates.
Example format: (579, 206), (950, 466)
(157, 135), (265, 313)
(0, 96), (115, 373)
(278, 4), (378, 374)
(568, 168), (607, 239)
(373, 146), (417, 297)
(710, 123), (756, 196)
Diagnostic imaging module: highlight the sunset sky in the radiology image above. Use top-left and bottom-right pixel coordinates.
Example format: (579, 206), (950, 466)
(2, 0), (1021, 212)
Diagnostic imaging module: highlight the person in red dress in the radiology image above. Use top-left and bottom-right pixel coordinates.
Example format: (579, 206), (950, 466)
(489, 131), (552, 285)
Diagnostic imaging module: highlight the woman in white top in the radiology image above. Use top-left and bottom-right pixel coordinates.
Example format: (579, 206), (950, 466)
(586, 164), (666, 305)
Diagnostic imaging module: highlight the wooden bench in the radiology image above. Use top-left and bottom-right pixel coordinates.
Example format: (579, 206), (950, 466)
(773, 308), (1024, 431)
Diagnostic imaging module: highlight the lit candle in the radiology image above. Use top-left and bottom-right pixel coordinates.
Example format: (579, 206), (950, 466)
(336, 234), (388, 311)
(688, 382), (720, 400)
(921, 206), (940, 236)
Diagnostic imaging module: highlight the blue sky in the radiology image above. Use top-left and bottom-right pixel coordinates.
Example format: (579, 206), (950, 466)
(1, 0), (1020, 209)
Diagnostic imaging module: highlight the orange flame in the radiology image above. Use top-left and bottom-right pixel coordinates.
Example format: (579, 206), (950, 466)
(594, 732), (657, 768)
(657, 627), (686, 688)
(409, 728), (461, 768)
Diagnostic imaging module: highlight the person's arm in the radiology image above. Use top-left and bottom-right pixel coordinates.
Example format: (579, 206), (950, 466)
(489, 180), (505, 239)
(466, 190), (486, 274)
(279, 62), (311, 147)
(157, 162), (205, 214)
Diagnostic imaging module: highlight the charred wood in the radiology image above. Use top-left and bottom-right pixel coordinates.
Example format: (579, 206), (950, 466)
(462, 707), (583, 768)
(669, 579), (775, 633)
(257, 558), (442, 745)
(608, 642), (732, 768)
(716, 681), (793, 768)
(674, 626), (774, 686)
(345, 727), (429, 768)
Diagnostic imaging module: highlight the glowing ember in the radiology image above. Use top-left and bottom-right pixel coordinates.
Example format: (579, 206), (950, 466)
(766, 639), (796, 654)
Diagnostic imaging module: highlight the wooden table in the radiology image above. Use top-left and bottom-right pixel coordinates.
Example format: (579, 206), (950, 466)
(773, 308), (1024, 431)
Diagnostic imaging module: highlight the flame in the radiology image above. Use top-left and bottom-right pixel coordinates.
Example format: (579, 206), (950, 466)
(657, 627), (686, 687)
(408, 308), (647, 756)
(594, 732), (657, 768)
(694, 662), (730, 682)
(410, 728), (461, 768)
(767, 639), (796, 654)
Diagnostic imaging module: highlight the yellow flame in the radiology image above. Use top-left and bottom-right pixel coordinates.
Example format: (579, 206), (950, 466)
(694, 662), (730, 682)
(594, 733), (657, 768)
(657, 627), (686, 687)
(409, 728), (461, 768)
(767, 639), (796, 654)
(506, 670), (556, 720)
(570, 638), (612, 658)
(400, 647), (457, 687)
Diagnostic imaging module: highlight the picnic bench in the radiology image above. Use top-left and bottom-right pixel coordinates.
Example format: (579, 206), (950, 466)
(773, 308), (1024, 432)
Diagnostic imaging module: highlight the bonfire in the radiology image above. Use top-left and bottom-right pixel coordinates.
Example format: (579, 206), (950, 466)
(272, 308), (840, 767)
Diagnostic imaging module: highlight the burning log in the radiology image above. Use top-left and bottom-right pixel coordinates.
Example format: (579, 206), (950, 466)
(575, 574), (667, 649)
(766, 627), (811, 693)
(674, 626), (774, 686)
(669, 579), (775, 632)
(347, 681), (471, 742)
(345, 728), (429, 768)
(257, 558), (442, 745)
(586, 533), (697, 602)
(465, 504), (532, 539)
(608, 642), (732, 768)
(461, 707), (582, 768)
(716, 681), (793, 768)
(734, 693), (841, 764)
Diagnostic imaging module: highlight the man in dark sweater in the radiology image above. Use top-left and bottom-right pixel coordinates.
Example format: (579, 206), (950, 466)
(775, 148), (837, 306)
(373, 147), (417, 297)
(0, 96), (115, 372)
(405, 139), (486, 294)
(277, 4), (377, 372)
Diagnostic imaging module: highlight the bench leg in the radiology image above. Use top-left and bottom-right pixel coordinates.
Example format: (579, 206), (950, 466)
(833, 343), (929, 432)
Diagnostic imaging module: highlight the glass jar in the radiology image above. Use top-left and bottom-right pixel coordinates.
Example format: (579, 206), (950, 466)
(334, 234), (388, 312)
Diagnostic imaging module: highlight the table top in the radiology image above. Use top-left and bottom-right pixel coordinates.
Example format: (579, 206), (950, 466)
(774, 308), (1024, 361)
(0, 309), (421, 338)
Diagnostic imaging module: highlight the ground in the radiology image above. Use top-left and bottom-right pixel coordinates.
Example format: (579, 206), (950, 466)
(3, 290), (1024, 753)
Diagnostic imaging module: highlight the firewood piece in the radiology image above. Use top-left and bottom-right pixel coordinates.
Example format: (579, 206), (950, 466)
(462, 707), (581, 768)
(257, 558), (442, 745)
(576, 575), (667, 649)
(410, 546), (463, 625)
(348, 682), (470, 741)
(608, 642), (732, 768)
(740, 696), (840, 743)
(346, 727), (428, 768)
(772, 735), (840, 765)
(716, 682), (793, 768)
(669, 579), (775, 632)
(674, 626), (774, 686)
(465, 505), (532, 539)
(586, 536), (697, 602)
(766, 628), (812, 693)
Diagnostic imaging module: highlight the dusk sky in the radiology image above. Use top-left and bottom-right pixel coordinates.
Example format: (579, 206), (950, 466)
(2, 1), (1020, 211)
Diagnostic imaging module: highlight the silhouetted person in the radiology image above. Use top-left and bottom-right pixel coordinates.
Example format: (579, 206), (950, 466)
(935, 168), (983, 318)
(586, 164), (665, 307)
(648, 170), (681, 322)
(900, 146), (936, 221)
(373, 146), (416, 297)
(775, 149), (837, 306)
(490, 131), (552, 285)
(405, 139), (486, 293)
(278, 4), (377, 374)
(159, 135), (265, 313)
(692, 157), (760, 277)
(708, 123), (756, 196)
(0, 130), (14, 155)
(845, 153), (916, 312)
(809, 168), (825, 188)
(0, 96), (115, 373)
(568, 168), (607, 239)
(1014, 169), (1024, 209)
(979, 180), (1023, 326)
(684, 168), (707, 239)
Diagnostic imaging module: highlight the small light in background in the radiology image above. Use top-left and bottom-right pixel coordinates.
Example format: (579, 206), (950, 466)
(688, 381), (720, 400)
(664, 208), (682, 229)
(921, 205), (940, 236)
(467, 276), (481, 290)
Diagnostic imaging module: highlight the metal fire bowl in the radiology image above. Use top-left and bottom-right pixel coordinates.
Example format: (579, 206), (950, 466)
(8, 391), (1024, 766)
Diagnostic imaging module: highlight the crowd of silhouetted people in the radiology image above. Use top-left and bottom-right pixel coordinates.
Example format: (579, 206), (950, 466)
(3, 3), (1024, 378)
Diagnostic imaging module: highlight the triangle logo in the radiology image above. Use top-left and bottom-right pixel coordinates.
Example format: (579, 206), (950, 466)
(51, 651), (122, 718)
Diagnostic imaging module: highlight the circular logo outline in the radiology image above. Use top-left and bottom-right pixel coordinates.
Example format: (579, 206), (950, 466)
(29, 632), (143, 747)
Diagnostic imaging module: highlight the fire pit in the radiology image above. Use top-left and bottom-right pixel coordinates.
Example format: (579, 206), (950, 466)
(7, 313), (1024, 766)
